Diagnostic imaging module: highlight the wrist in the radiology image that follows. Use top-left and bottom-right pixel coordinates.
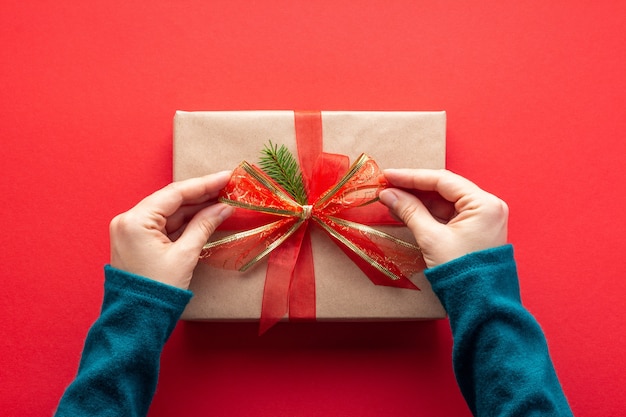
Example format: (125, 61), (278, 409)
(104, 264), (194, 302)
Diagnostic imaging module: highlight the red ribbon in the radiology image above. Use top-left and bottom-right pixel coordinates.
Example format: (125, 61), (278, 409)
(201, 111), (424, 334)
(265, 112), (322, 328)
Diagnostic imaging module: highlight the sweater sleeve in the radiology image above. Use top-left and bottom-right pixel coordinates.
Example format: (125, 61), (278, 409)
(424, 245), (573, 417)
(54, 265), (192, 417)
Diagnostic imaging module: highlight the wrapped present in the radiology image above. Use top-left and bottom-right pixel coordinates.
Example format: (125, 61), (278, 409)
(173, 110), (447, 331)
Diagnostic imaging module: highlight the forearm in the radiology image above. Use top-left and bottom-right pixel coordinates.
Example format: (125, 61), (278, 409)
(425, 245), (573, 417)
(55, 266), (192, 417)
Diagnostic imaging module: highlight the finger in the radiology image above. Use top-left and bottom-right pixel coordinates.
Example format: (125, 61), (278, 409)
(136, 171), (232, 218)
(384, 169), (482, 204)
(174, 203), (235, 254)
(410, 190), (457, 223)
(164, 201), (216, 234)
(379, 188), (443, 239)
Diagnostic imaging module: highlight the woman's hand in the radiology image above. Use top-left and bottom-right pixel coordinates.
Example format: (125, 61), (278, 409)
(109, 172), (234, 289)
(379, 169), (508, 268)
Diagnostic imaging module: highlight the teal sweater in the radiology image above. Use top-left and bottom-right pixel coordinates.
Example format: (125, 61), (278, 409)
(55, 267), (192, 417)
(425, 245), (572, 416)
(54, 245), (573, 416)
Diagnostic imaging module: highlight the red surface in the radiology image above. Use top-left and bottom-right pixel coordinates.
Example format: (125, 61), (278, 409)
(1, 1), (625, 416)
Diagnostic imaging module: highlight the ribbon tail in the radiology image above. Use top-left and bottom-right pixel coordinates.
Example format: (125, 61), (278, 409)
(338, 244), (421, 290)
(288, 228), (316, 321)
(259, 225), (309, 334)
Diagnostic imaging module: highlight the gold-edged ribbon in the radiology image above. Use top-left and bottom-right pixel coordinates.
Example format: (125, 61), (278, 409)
(200, 152), (425, 333)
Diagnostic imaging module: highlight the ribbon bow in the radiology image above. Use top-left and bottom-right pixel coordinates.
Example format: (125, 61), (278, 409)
(200, 152), (426, 333)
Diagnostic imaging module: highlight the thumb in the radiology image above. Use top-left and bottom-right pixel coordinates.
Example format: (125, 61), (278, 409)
(176, 203), (234, 254)
(379, 188), (442, 242)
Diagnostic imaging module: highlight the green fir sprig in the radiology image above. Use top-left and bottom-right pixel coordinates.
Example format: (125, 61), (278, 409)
(259, 141), (308, 205)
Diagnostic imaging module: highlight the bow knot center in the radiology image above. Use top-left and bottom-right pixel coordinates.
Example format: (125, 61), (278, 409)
(301, 205), (313, 220)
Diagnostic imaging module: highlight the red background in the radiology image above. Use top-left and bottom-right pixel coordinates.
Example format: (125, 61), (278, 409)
(1, 1), (625, 416)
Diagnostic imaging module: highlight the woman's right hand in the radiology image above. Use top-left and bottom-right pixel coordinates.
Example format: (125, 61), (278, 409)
(379, 169), (509, 268)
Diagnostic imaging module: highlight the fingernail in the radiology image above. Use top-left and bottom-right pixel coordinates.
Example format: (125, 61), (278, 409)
(379, 189), (398, 207)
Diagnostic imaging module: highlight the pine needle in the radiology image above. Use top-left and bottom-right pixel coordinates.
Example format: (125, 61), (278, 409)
(259, 141), (308, 204)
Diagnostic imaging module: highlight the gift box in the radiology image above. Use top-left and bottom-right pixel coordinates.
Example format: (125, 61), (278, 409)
(173, 110), (447, 328)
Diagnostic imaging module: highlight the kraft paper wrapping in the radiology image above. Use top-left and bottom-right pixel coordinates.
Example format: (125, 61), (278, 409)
(173, 110), (447, 321)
